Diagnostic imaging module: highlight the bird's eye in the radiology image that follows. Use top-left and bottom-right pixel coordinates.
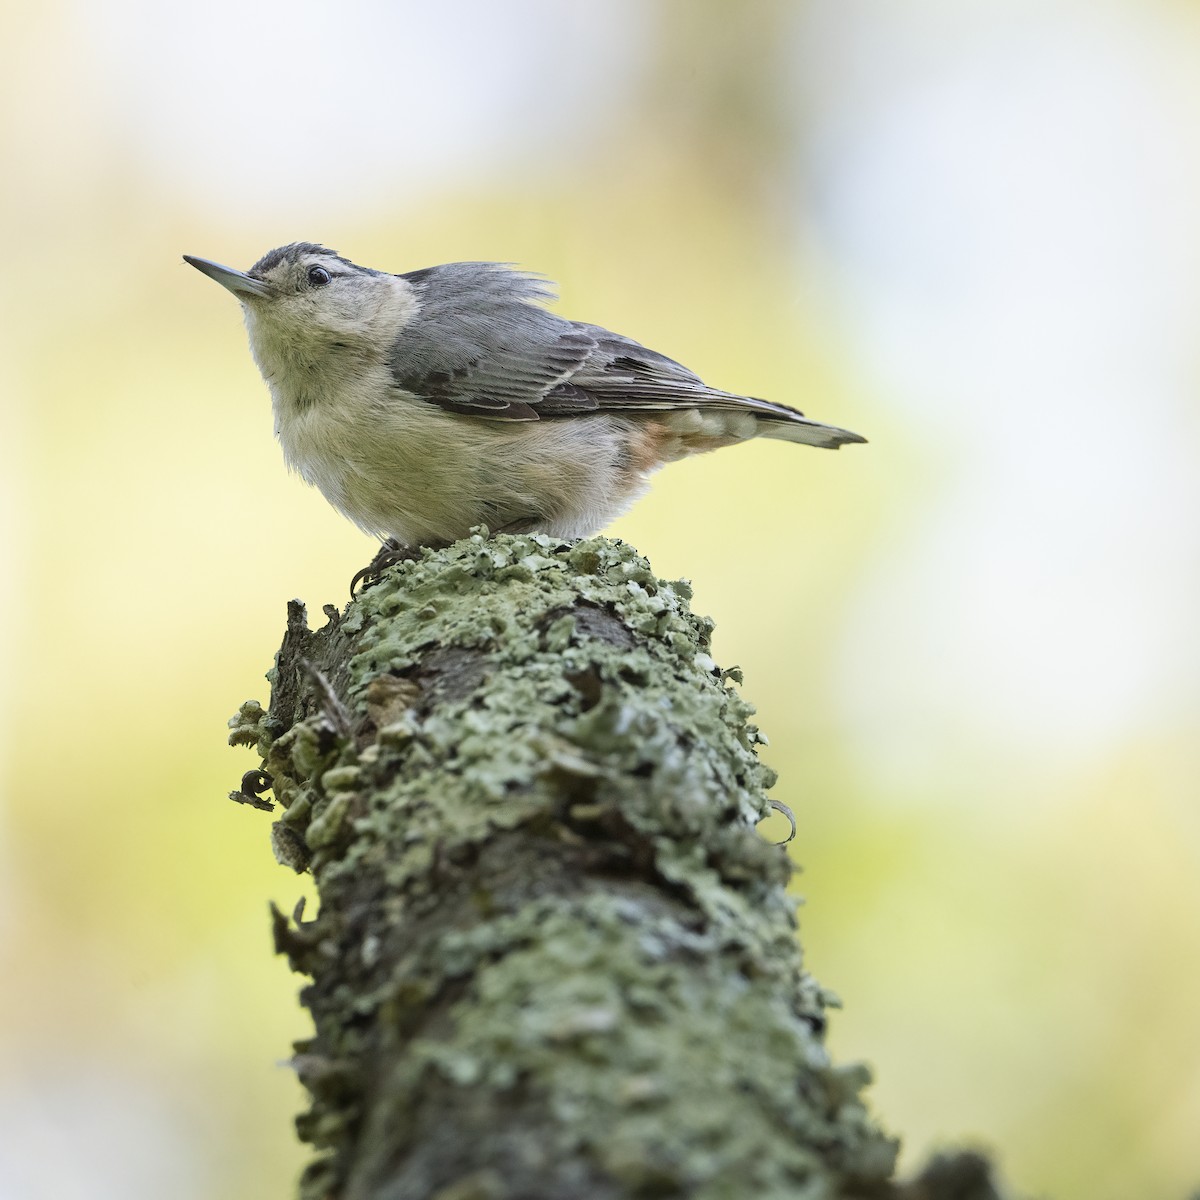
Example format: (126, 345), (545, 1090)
(307, 265), (332, 288)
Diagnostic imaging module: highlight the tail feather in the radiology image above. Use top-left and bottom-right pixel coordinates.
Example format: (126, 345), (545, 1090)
(757, 413), (867, 449)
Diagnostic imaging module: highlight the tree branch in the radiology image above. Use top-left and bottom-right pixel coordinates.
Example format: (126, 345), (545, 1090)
(229, 531), (1003, 1200)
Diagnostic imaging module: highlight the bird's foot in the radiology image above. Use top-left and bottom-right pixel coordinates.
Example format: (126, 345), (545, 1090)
(350, 539), (419, 598)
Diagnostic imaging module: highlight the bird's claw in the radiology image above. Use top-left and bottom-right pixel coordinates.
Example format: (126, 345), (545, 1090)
(350, 539), (419, 598)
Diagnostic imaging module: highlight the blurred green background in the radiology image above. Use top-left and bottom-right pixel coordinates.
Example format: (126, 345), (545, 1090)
(2, 2), (1198, 1197)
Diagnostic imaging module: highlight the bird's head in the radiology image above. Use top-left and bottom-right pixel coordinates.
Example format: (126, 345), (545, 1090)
(184, 243), (415, 355)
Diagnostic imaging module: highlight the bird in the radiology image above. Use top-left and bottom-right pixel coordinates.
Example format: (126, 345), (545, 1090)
(184, 243), (865, 556)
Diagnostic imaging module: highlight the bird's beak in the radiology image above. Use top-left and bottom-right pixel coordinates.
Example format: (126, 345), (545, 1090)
(183, 255), (273, 299)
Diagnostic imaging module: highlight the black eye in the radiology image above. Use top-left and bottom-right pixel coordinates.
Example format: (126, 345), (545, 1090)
(307, 265), (331, 287)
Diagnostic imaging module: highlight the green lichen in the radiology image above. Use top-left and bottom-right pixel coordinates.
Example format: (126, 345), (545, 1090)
(234, 531), (897, 1199)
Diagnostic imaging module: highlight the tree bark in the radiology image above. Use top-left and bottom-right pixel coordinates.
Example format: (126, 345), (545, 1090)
(228, 531), (999, 1200)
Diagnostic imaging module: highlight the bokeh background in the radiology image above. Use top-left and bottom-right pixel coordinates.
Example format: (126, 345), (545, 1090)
(2, 1), (1198, 1197)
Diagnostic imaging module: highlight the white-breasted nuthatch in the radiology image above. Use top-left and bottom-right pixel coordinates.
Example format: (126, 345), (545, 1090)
(184, 243), (865, 550)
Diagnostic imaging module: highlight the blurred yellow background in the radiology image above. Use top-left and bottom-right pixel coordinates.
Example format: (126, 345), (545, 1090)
(2, 2), (1198, 1197)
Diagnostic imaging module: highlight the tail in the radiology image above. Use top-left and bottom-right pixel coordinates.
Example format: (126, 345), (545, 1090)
(756, 412), (867, 449)
(719, 390), (867, 449)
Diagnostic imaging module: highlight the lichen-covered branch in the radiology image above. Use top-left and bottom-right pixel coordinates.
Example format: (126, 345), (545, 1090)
(228, 531), (994, 1200)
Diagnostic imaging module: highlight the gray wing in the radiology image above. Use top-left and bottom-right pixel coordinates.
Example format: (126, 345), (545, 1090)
(390, 263), (598, 421)
(549, 323), (815, 424)
(391, 263), (831, 431)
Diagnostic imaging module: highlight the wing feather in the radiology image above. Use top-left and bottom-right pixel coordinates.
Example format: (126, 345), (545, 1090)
(390, 264), (596, 420)
(390, 266), (862, 444)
